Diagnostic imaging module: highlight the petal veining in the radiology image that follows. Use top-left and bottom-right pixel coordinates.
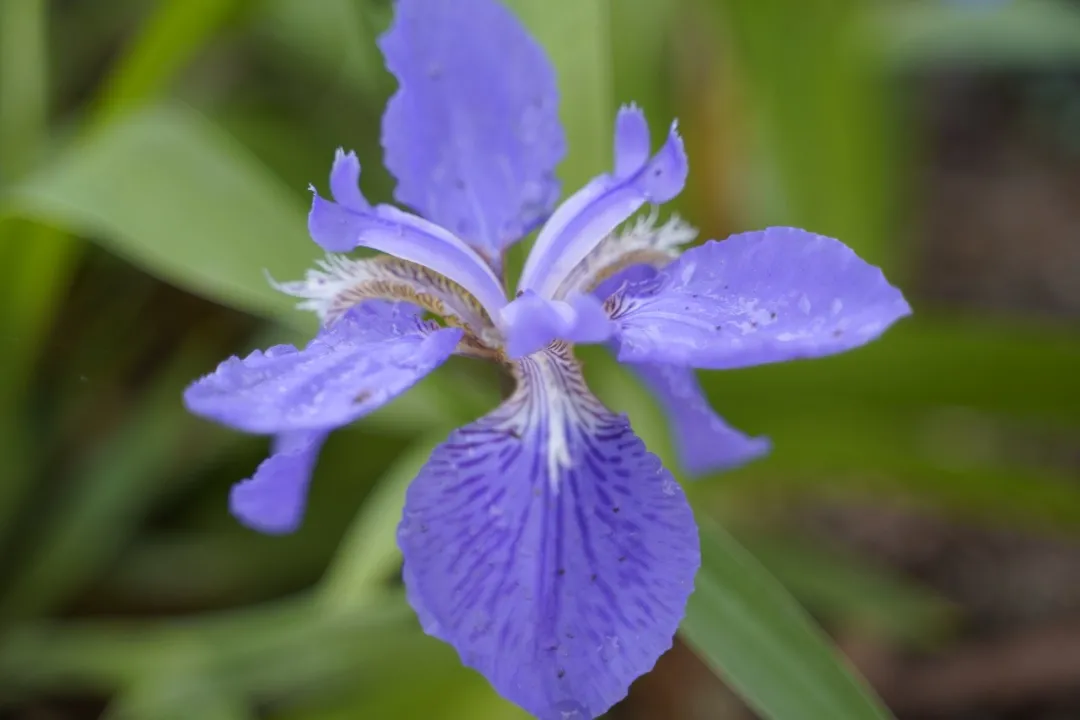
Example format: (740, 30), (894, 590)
(184, 302), (462, 434)
(518, 107), (688, 299)
(380, 0), (565, 261)
(609, 228), (912, 369)
(399, 346), (699, 719)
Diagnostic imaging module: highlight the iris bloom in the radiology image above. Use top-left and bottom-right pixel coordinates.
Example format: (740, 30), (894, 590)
(183, 0), (910, 717)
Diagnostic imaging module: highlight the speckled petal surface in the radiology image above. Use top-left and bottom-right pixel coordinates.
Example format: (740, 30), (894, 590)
(399, 347), (699, 719)
(184, 302), (462, 434)
(610, 227), (911, 369)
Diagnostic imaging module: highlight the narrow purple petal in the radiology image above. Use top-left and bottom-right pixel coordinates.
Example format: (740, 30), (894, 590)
(379, 0), (565, 260)
(329, 149), (369, 212)
(629, 363), (770, 476)
(610, 228), (912, 369)
(230, 431), (327, 534)
(613, 105), (651, 178)
(519, 108), (688, 299)
(308, 153), (508, 318)
(399, 347), (699, 719)
(184, 302), (462, 434)
(499, 291), (613, 359)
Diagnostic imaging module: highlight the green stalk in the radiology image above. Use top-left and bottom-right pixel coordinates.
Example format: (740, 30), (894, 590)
(0, 0), (47, 183)
(0, 0), (249, 584)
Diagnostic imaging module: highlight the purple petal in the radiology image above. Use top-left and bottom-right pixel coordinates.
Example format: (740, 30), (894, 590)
(611, 228), (912, 369)
(308, 153), (508, 318)
(184, 302), (462, 434)
(613, 104), (651, 178)
(379, 0), (565, 260)
(329, 149), (369, 212)
(499, 291), (613, 359)
(230, 431), (327, 534)
(399, 347), (699, 719)
(592, 264), (660, 304)
(629, 363), (770, 476)
(519, 107), (688, 299)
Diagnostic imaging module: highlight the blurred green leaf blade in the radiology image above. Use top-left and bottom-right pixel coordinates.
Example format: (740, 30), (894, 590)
(876, 0), (1080, 69)
(94, 0), (248, 125)
(4, 104), (318, 322)
(319, 432), (449, 610)
(682, 519), (892, 720)
(743, 533), (954, 645)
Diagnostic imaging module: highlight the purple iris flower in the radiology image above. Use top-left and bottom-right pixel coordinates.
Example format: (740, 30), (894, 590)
(183, 0), (910, 717)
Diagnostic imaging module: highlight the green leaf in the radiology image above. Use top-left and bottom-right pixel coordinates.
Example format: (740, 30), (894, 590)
(708, 0), (895, 269)
(588, 317), (1080, 530)
(319, 432), (450, 610)
(874, 0), (1080, 70)
(93, 0), (248, 125)
(0, 223), (81, 552)
(682, 519), (892, 720)
(741, 533), (954, 644)
(254, 0), (391, 106)
(0, 593), (431, 700)
(107, 679), (255, 720)
(274, 659), (528, 720)
(0, 0), (48, 183)
(3, 104), (318, 323)
(0, 334), (247, 622)
(699, 317), (1080, 426)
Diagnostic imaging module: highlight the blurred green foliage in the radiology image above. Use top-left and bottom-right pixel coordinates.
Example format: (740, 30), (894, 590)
(1, 0), (1079, 718)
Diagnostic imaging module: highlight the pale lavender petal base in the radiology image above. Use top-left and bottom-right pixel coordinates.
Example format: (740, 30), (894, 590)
(629, 363), (770, 476)
(611, 228), (912, 369)
(500, 291), (613, 358)
(230, 431), (327, 534)
(184, 302), (462, 434)
(379, 0), (565, 258)
(399, 348), (699, 720)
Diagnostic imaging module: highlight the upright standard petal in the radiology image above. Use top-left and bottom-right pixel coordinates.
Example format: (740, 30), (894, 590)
(609, 227), (912, 369)
(629, 363), (770, 476)
(184, 302), (462, 434)
(399, 346), (699, 720)
(380, 0), (565, 260)
(229, 430), (327, 534)
(519, 107), (688, 299)
(308, 152), (508, 319)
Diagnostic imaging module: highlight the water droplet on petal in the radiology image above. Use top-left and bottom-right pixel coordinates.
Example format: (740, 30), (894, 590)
(599, 635), (621, 663)
(549, 699), (589, 719)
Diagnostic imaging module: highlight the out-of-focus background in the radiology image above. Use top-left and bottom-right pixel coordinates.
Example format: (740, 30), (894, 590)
(1, 0), (1079, 718)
